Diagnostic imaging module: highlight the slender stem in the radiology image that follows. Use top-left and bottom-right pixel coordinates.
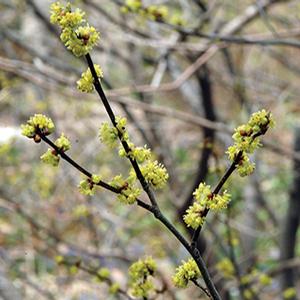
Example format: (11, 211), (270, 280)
(191, 279), (212, 299)
(192, 123), (271, 247)
(39, 132), (152, 210)
(145, 206), (221, 299)
(226, 210), (247, 300)
(39, 133), (118, 193)
(226, 210), (260, 300)
(85, 53), (158, 208)
(191, 151), (243, 247)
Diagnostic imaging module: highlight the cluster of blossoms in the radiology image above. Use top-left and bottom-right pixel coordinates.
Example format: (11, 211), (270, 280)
(128, 257), (156, 298)
(227, 110), (275, 177)
(21, 114), (55, 141)
(51, 3), (104, 94)
(99, 116), (169, 204)
(78, 174), (101, 196)
(137, 161), (169, 189)
(40, 133), (71, 167)
(77, 64), (103, 93)
(99, 117), (129, 148)
(184, 182), (231, 229)
(172, 258), (200, 288)
(183, 111), (273, 229)
(119, 143), (151, 163)
(50, 2), (99, 57)
(121, 0), (185, 25)
(110, 175), (141, 204)
(21, 115), (71, 167)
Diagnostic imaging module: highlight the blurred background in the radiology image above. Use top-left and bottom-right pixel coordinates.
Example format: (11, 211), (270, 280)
(0, 0), (300, 299)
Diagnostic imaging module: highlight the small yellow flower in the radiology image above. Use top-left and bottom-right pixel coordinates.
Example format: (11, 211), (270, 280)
(226, 110), (274, 177)
(40, 149), (60, 167)
(128, 257), (156, 298)
(110, 175), (141, 204)
(172, 258), (200, 288)
(78, 174), (100, 196)
(193, 182), (212, 206)
(140, 160), (169, 189)
(21, 114), (55, 138)
(119, 143), (151, 163)
(77, 65), (103, 93)
(55, 133), (71, 152)
(208, 190), (231, 211)
(183, 202), (205, 229)
(50, 2), (100, 57)
(99, 122), (119, 148)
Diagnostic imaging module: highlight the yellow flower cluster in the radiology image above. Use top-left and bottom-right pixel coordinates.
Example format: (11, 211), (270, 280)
(99, 117), (129, 148)
(119, 143), (151, 163)
(50, 2), (99, 57)
(99, 122), (119, 148)
(184, 183), (231, 229)
(115, 116), (128, 140)
(227, 110), (275, 177)
(78, 174), (101, 196)
(140, 161), (169, 189)
(77, 64), (103, 93)
(172, 258), (200, 288)
(258, 273), (272, 286)
(21, 114), (55, 140)
(110, 175), (141, 204)
(183, 203), (205, 229)
(55, 133), (71, 152)
(40, 149), (60, 167)
(99, 117), (169, 197)
(21, 115), (72, 167)
(40, 133), (71, 167)
(128, 257), (156, 298)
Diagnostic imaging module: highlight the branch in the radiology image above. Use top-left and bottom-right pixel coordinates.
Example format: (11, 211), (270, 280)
(191, 151), (243, 247)
(85, 53), (159, 208)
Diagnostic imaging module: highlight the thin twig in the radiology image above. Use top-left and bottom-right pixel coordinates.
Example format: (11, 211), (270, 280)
(191, 151), (243, 247)
(85, 53), (159, 208)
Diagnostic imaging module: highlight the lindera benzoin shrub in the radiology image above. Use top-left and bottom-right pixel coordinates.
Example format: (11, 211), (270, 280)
(20, 2), (275, 299)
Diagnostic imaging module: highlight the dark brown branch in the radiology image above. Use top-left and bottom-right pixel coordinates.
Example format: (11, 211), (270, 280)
(85, 53), (159, 208)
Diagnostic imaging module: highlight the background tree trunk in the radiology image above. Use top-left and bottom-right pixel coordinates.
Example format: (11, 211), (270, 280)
(280, 127), (300, 300)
